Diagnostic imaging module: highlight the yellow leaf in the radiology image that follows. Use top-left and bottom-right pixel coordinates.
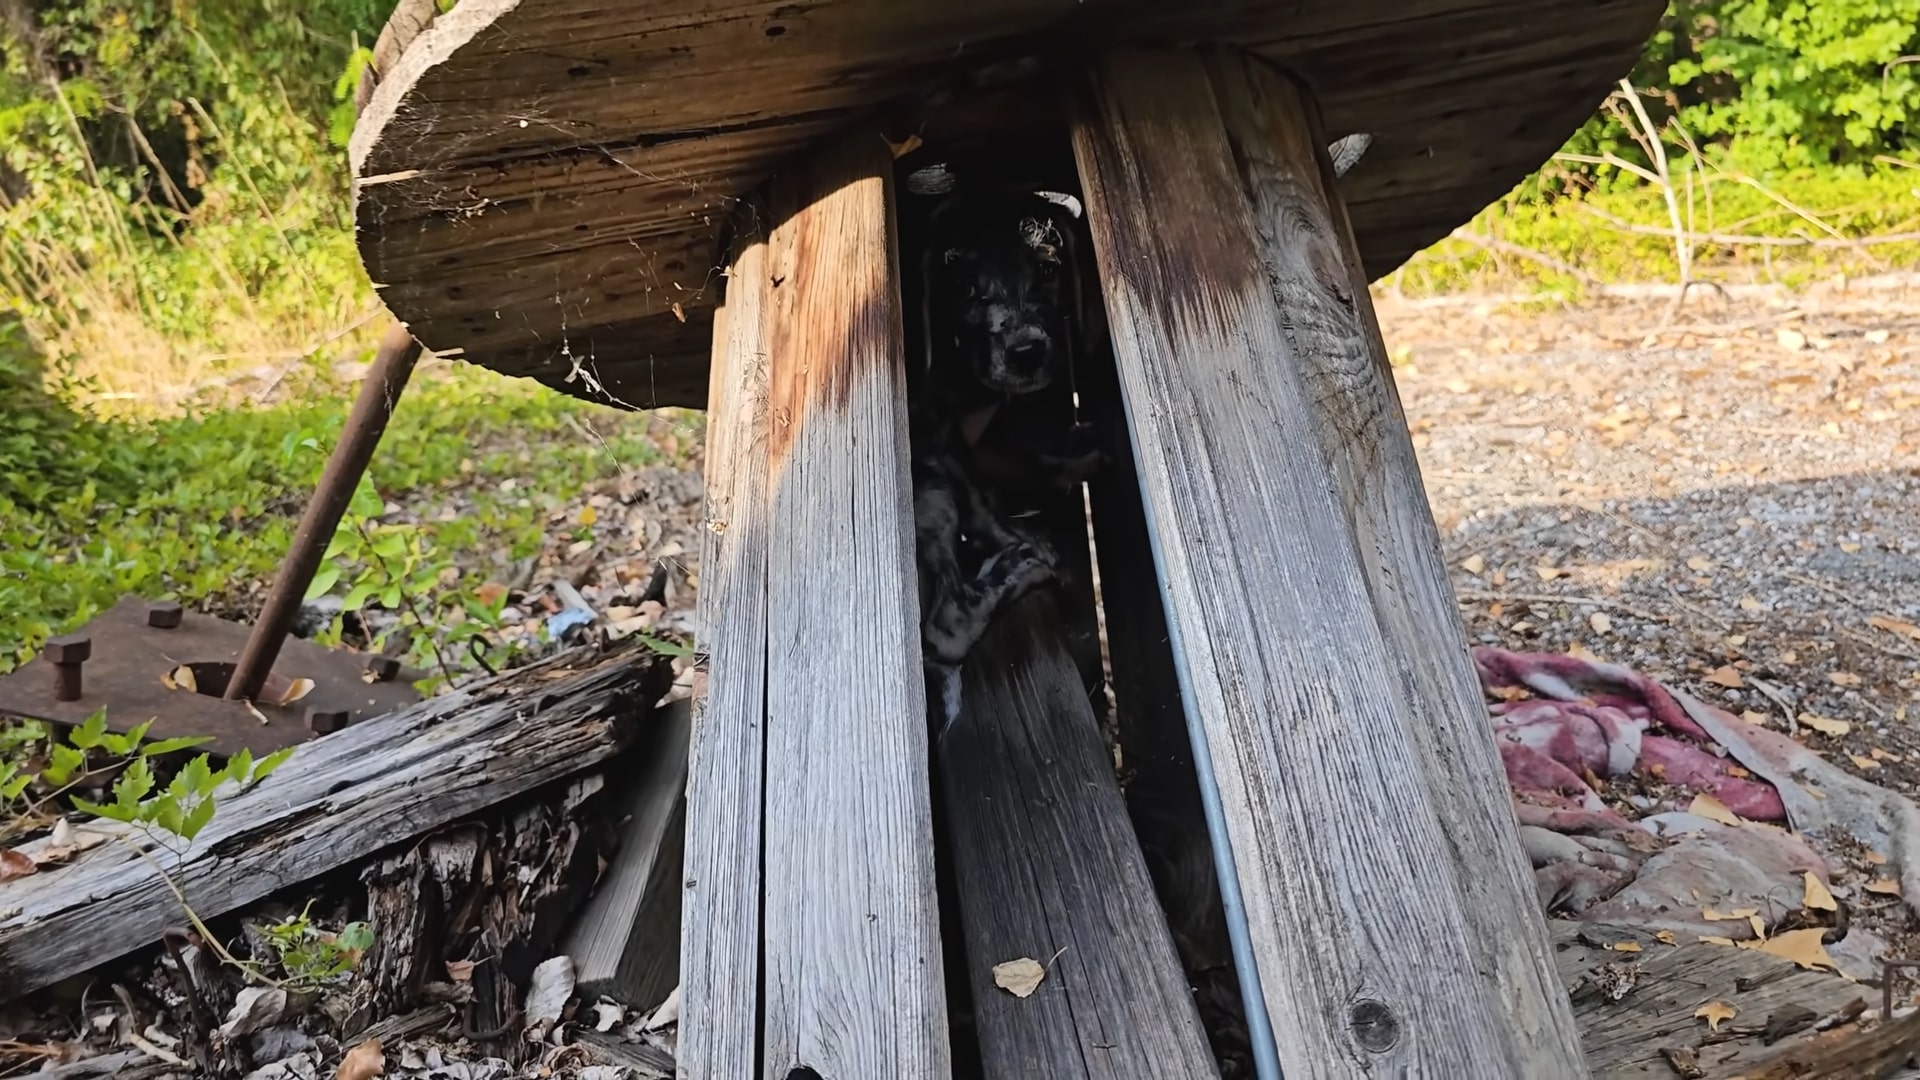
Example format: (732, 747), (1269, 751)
(886, 132), (924, 159)
(276, 677), (316, 707)
(1695, 1001), (1737, 1032)
(1741, 710), (1771, 726)
(1462, 555), (1485, 574)
(1705, 665), (1745, 689)
(1866, 878), (1903, 896)
(1589, 612), (1613, 633)
(1687, 556), (1714, 572)
(1849, 754), (1882, 771)
(992, 957), (1047, 999)
(1873, 747), (1902, 762)
(1608, 941), (1642, 953)
(1739, 596), (1763, 612)
(1740, 928), (1837, 972)
(1655, 930), (1678, 946)
(164, 665), (197, 693)
(1830, 672), (1863, 688)
(1689, 794), (1745, 827)
(1799, 713), (1851, 737)
(1727, 634), (1748, 646)
(1803, 872), (1837, 912)
(1749, 914), (1766, 940)
(1702, 907), (1759, 922)
(1869, 615), (1920, 642)
(1534, 564), (1564, 581)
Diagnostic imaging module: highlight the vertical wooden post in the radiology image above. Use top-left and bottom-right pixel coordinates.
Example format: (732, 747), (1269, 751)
(1070, 48), (1589, 1078)
(680, 132), (951, 1080)
(680, 235), (773, 1080)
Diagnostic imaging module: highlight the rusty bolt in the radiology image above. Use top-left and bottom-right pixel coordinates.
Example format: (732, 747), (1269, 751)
(44, 634), (90, 702)
(147, 601), (184, 629)
(305, 706), (350, 735)
(366, 656), (401, 683)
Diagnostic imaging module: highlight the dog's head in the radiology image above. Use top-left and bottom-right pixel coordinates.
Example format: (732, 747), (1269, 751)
(922, 192), (1082, 397)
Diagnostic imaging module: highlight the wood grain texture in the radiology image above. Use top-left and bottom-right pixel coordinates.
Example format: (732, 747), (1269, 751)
(348, 0), (1661, 409)
(678, 232), (775, 1080)
(1548, 921), (1879, 1078)
(0, 643), (664, 996)
(757, 131), (950, 1080)
(564, 698), (694, 1011)
(939, 591), (1219, 1079)
(1068, 47), (1587, 1077)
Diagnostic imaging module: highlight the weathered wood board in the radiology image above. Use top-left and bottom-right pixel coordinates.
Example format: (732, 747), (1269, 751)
(678, 238), (774, 1080)
(0, 643), (669, 996)
(757, 130), (950, 1080)
(1069, 47), (1585, 1076)
(678, 133), (950, 1080)
(937, 591), (1218, 1078)
(348, 0), (1664, 408)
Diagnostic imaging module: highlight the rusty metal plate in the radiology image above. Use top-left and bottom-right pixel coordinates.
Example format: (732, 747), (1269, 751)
(0, 596), (421, 758)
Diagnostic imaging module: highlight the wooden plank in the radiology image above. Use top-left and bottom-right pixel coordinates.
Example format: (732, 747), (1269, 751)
(562, 697), (694, 1011)
(757, 130), (950, 1079)
(1068, 47), (1587, 1077)
(678, 230), (775, 1080)
(1548, 922), (1877, 1078)
(0, 643), (670, 996)
(938, 591), (1219, 1078)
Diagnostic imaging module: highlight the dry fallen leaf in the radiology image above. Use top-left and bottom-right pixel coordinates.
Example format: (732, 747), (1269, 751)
(992, 957), (1048, 999)
(0, 848), (37, 882)
(334, 1037), (384, 1080)
(1741, 928), (1837, 972)
(1462, 554), (1486, 574)
(1802, 872), (1838, 912)
(1698, 935), (1737, 946)
(1776, 327), (1807, 351)
(1869, 615), (1920, 642)
(1741, 710), (1772, 726)
(1702, 907), (1759, 922)
(1687, 555), (1714, 572)
(1608, 941), (1642, 953)
(163, 664), (198, 692)
(1705, 665), (1746, 689)
(1866, 878), (1903, 896)
(1689, 794), (1745, 827)
(1829, 672), (1863, 688)
(1588, 612), (1613, 634)
(1655, 930), (1678, 946)
(1695, 1001), (1737, 1032)
(1534, 564), (1565, 582)
(445, 959), (476, 983)
(1849, 754), (1882, 771)
(1799, 713), (1851, 737)
(1739, 596), (1763, 612)
(276, 677), (316, 707)
(1867, 851), (1890, 866)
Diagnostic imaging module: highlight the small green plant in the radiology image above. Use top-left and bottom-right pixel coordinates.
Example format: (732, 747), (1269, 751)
(260, 901), (375, 989)
(70, 737), (294, 843)
(1, 710), (214, 815)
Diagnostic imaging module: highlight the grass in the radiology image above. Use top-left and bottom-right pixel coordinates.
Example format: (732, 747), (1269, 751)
(0, 325), (700, 675)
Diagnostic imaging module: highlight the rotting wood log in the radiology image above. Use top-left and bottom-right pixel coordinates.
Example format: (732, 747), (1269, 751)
(0, 642), (670, 998)
(938, 590), (1218, 1078)
(563, 697), (692, 1011)
(679, 234), (774, 1080)
(1069, 47), (1587, 1077)
(757, 129), (949, 1080)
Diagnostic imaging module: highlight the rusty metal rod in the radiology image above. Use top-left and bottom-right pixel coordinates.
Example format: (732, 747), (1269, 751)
(226, 320), (424, 702)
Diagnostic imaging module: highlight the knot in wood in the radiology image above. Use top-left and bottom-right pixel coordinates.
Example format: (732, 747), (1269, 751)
(1347, 997), (1401, 1053)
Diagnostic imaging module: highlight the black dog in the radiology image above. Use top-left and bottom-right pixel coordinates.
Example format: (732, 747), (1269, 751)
(905, 185), (1105, 735)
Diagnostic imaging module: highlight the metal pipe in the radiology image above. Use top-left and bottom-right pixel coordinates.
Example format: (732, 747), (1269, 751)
(226, 320), (423, 702)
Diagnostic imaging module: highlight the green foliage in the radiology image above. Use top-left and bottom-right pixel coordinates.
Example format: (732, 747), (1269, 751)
(260, 902), (375, 989)
(71, 742), (292, 842)
(0, 707), (219, 832)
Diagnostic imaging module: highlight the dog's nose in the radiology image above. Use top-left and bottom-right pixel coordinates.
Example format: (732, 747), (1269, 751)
(1007, 339), (1047, 372)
